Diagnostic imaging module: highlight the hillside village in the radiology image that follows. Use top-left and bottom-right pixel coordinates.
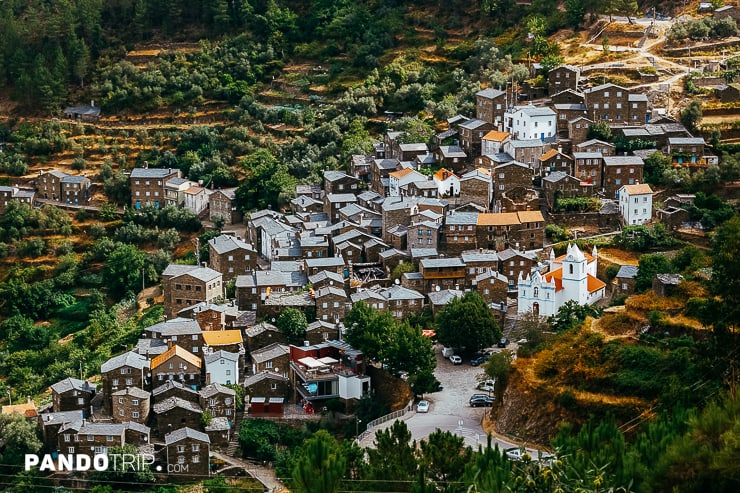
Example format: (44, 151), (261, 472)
(0, 1), (738, 492)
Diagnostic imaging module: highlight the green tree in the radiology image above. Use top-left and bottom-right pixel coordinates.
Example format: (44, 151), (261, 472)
(708, 215), (740, 332)
(565, 0), (587, 28)
(418, 430), (472, 485)
(635, 253), (673, 293)
(276, 307), (309, 345)
(103, 243), (152, 297)
(364, 420), (418, 491)
(680, 101), (703, 133)
(436, 292), (501, 352)
(588, 120), (613, 141)
(0, 413), (42, 474)
(239, 419), (279, 462)
(643, 151), (671, 185)
(344, 301), (394, 362)
(292, 430), (346, 493)
(483, 350), (514, 405)
(548, 300), (602, 331)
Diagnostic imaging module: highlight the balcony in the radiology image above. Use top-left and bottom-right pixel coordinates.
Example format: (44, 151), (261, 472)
(290, 360), (357, 383)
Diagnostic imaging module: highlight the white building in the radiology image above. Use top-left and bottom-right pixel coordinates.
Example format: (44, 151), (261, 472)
(504, 104), (557, 141)
(619, 183), (653, 225)
(432, 168), (460, 197)
(517, 244), (606, 317)
(481, 130), (511, 156)
(183, 185), (210, 215)
(204, 350), (240, 385)
(388, 168), (428, 196)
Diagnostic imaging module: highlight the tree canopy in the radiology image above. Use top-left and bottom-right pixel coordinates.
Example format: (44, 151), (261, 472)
(435, 292), (501, 351)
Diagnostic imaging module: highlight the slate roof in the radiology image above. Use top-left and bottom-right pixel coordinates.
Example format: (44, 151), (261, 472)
(603, 156), (644, 166)
(381, 285), (425, 300)
(50, 378), (95, 395)
(511, 105), (556, 117)
(145, 318), (202, 337)
(445, 211), (479, 225)
(616, 265), (638, 279)
(199, 383), (236, 399)
(420, 257), (465, 269)
(461, 251), (499, 263)
(111, 387), (151, 399)
(151, 380), (198, 398)
(244, 372), (289, 387)
(251, 343), (289, 364)
(153, 397), (203, 414)
(305, 257), (346, 269)
(208, 235), (255, 254)
(130, 168), (178, 179)
(101, 352), (149, 373)
(428, 289), (464, 306)
(476, 88), (505, 99)
(244, 322), (280, 338)
(164, 426), (210, 445)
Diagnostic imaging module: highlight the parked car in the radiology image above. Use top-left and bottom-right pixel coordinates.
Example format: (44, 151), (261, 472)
(470, 354), (489, 366)
(416, 400), (430, 413)
(497, 337), (510, 348)
(477, 379), (496, 392)
(469, 395), (494, 407)
(505, 447), (527, 461)
(449, 355), (462, 365)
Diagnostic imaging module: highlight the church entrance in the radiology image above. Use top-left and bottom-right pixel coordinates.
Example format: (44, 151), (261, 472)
(533, 302), (539, 316)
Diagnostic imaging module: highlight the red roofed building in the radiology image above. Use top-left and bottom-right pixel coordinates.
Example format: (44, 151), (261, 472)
(517, 244), (606, 316)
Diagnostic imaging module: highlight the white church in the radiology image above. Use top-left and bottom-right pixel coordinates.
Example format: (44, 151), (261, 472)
(517, 244), (606, 317)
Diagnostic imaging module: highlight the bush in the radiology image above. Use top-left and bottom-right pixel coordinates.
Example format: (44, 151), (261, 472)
(546, 224), (569, 242)
(238, 420), (279, 462)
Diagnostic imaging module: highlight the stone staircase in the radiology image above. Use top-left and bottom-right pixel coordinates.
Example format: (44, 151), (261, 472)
(225, 411), (245, 457)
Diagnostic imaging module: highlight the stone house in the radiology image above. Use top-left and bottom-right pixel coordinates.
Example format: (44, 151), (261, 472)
(511, 211), (545, 250)
(379, 248), (411, 273)
(380, 285), (425, 319)
(653, 274), (684, 297)
(351, 154), (374, 183)
(427, 289), (464, 316)
(583, 84), (648, 124)
(459, 168), (492, 211)
(442, 211), (479, 256)
(567, 116), (593, 144)
(335, 239), (363, 263)
(614, 265), (638, 295)
(151, 380), (199, 404)
(204, 351), (240, 386)
(111, 387), (150, 424)
(305, 257), (346, 277)
(234, 270), (307, 312)
(459, 118), (495, 156)
(305, 321), (340, 346)
(58, 421), (150, 457)
(164, 427), (210, 478)
(251, 343), (290, 377)
(542, 172), (595, 210)
(50, 378), (95, 413)
(716, 83), (740, 103)
(363, 237), (390, 263)
(150, 345), (203, 389)
(350, 289), (388, 311)
(503, 139), (546, 170)
(397, 143), (429, 162)
(199, 383), (237, 421)
(209, 187), (242, 224)
(401, 272), (424, 291)
(291, 194), (324, 215)
(574, 152), (604, 187)
(548, 65), (580, 94)
(130, 167), (181, 209)
(407, 220), (442, 251)
(371, 158), (400, 196)
(243, 372), (291, 401)
(666, 137), (706, 165)
(324, 193), (358, 222)
(323, 170), (361, 195)
(144, 317), (203, 355)
(461, 251), (500, 288)
(551, 88), (585, 105)
(208, 234), (257, 282)
(436, 146), (468, 171)
(60, 175), (91, 205)
(493, 161), (532, 198)
(554, 103), (588, 135)
(381, 197), (420, 243)
(419, 257), (466, 293)
(476, 87), (506, 126)
(162, 265), (223, 319)
(604, 156), (645, 199)
(180, 303), (226, 332)
(153, 397), (203, 436)
(100, 352), (149, 413)
(476, 212), (522, 251)
(205, 417), (231, 449)
(315, 286), (350, 323)
(656, 206), (690, 230)
(37, 170), (68, 200)
(39, 410), (84, 451)
(574, 139), (616, 156)
(473, 270), (509, 307)
(406, 179), (439, 199)
(0, 186), (34, 214)
(308, 270), (345, 292)
(498, 249), (537, 289)
(539, 149), (574, 176)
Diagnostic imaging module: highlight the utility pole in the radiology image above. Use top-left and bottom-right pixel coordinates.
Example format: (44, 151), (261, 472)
(142, 266), (145, 292)
(195, 237), (201, 264)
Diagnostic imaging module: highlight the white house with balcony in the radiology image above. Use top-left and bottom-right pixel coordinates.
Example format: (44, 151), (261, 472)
(618, 183), (653, 225)
(504, 104), (557, 141)
(517, 244), (606, 317)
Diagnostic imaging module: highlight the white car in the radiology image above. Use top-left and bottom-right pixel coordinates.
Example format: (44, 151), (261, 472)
(416, 400), (430, 413)
(477, 379), (496, 392)
(449, 355), (462, 365)
(505, 448), (528, 461)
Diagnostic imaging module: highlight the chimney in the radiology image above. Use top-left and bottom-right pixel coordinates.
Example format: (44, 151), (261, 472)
(205, 373), (211, 386)
(167, 339), (172, 349)
(90, 100), (95, 108)
(27, 396), (31, 404)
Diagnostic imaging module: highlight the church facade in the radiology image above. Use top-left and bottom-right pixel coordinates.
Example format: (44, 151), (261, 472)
(517, 244), (606, 317)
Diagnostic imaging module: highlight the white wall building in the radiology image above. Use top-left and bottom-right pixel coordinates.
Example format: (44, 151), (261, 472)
(388, 168), (428, 197)
(504, 104), (557, 141)
(517, 244), (606, 317)
(183, 185), (210, 215)
(204, 350), (240, 385)
(619, 183), (653, 225)
(432, 168), (461, 197)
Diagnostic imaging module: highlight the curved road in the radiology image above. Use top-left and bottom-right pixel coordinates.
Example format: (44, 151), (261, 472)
(359, 345), (545, 457)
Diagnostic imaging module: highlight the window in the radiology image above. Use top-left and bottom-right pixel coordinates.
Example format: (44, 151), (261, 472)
(68, 447), (75, 454)
(118, 397), (124, 404)
(132, 412), (140, 419)
(271, 383), (278, 390)
(119, 409), (125, 416)
(64, 434), (71, 442)
(604, 103), (609, 109)
(616, 103), (622, 109)
(107, 435), (114, 442)
(534, 287), (539, 297)
(643, 208), (647, 214)
(226, 408), (232, 416)
(593, 103), (599, 109)
(178, 456), (185, 464)
(266, 361), (273, 369)
(604, 91), (609, 97)
(132, 399), (139, 406)
(88, 435), (94, 442)
(192, 455), (200, 463)
(616, 168), (621, 174)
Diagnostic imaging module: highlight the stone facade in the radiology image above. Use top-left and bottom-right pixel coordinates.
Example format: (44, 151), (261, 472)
(548, 65), (580, 95)
(208, 235), (257, 282)
(164, 427), (211, 478)
(476, 88), (506, 126)
(130, 168), (181, 209)
(163, 265), (223, 319)
(209, 188), (242, 224)
(112, 387), (150, 424)
(150, 345), (203, 389)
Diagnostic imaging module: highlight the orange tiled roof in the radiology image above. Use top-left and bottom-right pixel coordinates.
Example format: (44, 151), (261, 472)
(433, 168), (457, 181)
(477, 212), (521, 226)
(482, 130), (510, 142)
(517, 211), (544, 223)
(389, 168), (417, 179)
(202, 330), (244, 346)
(543, 268), (564, 292)
(539, 148), (560, 161)
(621, 183), (653, 195)
(1, 402), (38, 418)
(587, 274), (606, 293)
(151, 345), (202, 370)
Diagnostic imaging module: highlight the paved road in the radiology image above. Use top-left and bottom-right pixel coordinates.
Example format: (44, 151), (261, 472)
(360, 345), (543, 457)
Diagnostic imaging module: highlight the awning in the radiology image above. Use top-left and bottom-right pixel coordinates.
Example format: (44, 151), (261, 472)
(318, 356), (339, 365)
(422, 330), (436, 337)
(298, 357), (325, 369)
